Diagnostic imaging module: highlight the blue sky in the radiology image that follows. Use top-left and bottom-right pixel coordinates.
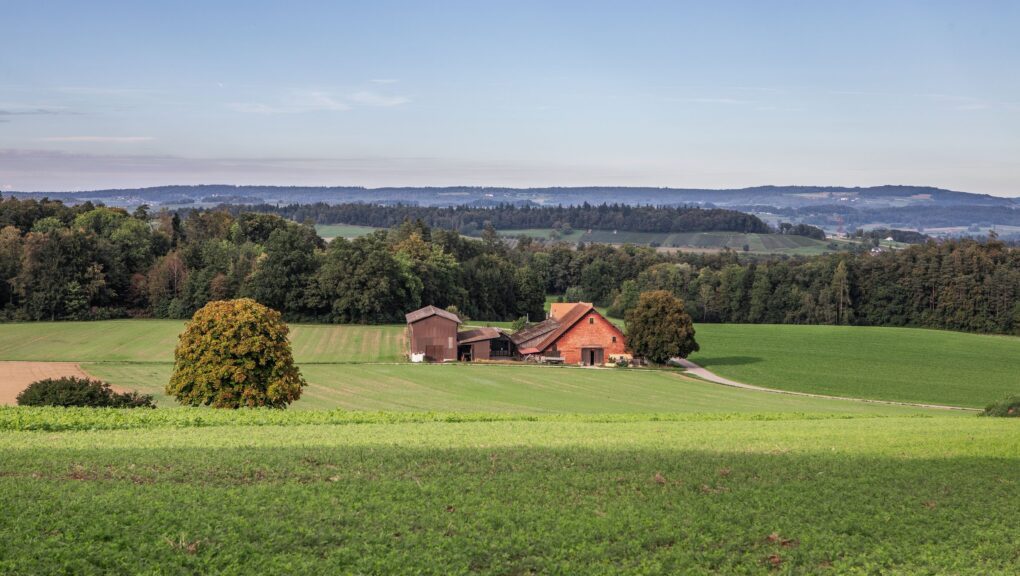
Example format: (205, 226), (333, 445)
(1, 0), (1018, 194)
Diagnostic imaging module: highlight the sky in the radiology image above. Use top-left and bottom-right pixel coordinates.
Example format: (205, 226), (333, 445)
(1, 0), (1018, 195)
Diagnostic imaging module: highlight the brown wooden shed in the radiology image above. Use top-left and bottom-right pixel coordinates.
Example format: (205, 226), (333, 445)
(456, 327), (516, 361)
(405, 306), (461, 362)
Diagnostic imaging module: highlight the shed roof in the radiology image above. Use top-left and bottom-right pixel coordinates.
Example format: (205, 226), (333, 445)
(457, 327), (505, 344)
(405, 305), (462, 325)
(510, 316), (561, 349)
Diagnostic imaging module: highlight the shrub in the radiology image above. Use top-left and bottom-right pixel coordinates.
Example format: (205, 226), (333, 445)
(167, 298), (306, 408)
(615, 358), (630, 368)
(981, 396), (1020, 417)
(16, 377), (155, 408)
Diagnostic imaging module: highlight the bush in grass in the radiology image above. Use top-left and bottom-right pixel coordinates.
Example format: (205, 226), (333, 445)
(16, 377), (154, 408)
(981, 396), (1020, 417)
(167, 298), (305, 409)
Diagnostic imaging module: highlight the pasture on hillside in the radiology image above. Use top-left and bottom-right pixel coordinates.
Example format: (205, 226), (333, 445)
(0, 320), (1016, 410)
(314, 223), (384, 240)
(86, 362), (935, 414)
(690, 324), (1020, 408)
(0, 411), (1016, 574)
(0, 320), (406, 364)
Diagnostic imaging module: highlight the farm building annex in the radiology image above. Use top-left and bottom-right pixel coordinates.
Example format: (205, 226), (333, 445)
(406, 302), (628, 366)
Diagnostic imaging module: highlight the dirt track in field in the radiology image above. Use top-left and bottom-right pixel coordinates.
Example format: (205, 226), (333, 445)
(0, 361), (93, 405)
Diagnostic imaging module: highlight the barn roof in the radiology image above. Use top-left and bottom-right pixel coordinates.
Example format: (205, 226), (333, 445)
(549, 301), (592, 320)
(510, 316), (561, 349)
(510, 302), (602, 352)
(405, 305), (462, 325)
(457, 327), (506, 344)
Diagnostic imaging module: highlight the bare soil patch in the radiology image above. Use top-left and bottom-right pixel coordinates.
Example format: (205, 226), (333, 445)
(0, 361), (92, 405)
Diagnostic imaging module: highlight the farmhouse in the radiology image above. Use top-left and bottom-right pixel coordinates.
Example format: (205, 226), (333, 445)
(511, 302), (627, 365)
(405, 302), (627, 365)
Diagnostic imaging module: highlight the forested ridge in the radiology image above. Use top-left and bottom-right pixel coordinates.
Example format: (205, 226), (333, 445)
(225, 202), (775, 235)
(0, 195), (1016, 334)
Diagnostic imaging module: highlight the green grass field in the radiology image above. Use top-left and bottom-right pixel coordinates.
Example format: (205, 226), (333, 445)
(1, 411), (1016, 574)
(2, 320), (1016, 410)
(314, 223), (383, 240)
(0, 320), (406, 363)
(3, 319), (1018, 573)
(690, 324), (1020, 408)
(83, 362), (936, 414)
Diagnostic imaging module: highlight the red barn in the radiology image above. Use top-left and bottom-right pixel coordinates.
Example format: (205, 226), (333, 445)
(511, 303), (627, 365)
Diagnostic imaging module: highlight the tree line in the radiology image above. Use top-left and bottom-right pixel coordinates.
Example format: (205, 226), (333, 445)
(223, 202), (777, 235)
(0, 195), (1016, 335)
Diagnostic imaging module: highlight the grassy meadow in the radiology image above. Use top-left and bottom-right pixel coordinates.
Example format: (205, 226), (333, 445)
(314, 223), (383, 240)
(2, 319), (1018, 573)
(1, 320), (1016, 410)
(0, 320), (406, 363)
(83, 362), (936, 414)
(690, 324), (1020, 408)
(0, 411), (1017, 574)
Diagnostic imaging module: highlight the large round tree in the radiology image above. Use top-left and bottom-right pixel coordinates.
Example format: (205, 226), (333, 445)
(167, 298), (306, 408)
(625, 290), (700, 364)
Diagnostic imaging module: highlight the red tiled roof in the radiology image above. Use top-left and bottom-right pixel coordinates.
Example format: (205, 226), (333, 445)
(405, 305), (462, 324)
(549, 301), (592, 320)
(530, 303), (595, 351)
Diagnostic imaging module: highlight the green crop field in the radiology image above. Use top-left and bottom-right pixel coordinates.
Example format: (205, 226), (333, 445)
(0, 411), (1016, 574)
(314, 224), (383, 240)
(691, 324), (1020, 408)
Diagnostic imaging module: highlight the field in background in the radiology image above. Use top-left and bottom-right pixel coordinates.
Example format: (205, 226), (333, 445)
(691, 324), (1020, 408)
(496, 229), (848, 254)
(314, 223), (383, 240)
(1, 413), (1016, 573)
(0, 320), (1015, 410)
(0, 321), (405, 364)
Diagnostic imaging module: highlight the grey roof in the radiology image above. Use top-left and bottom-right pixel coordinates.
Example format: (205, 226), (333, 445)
(509, 317), (561, 348)
(457, 327), (506, 344)
(405, 305), (462, 325)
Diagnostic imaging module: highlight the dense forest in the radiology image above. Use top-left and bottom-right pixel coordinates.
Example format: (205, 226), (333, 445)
(0, 195), (1016, 335)
(224, 202), (775, 235)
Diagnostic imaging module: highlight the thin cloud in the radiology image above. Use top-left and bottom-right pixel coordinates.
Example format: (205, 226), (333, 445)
(370, 78), (399, 84)
(229, 88), (408, 114)
(0, 107), (75, 116)
(348, 91), (411, 107)
(663, 97), (752, 105)
(36, 136), (155, 143)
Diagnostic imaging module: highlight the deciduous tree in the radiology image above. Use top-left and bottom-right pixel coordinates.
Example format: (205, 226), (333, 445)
(167, 298), (305, 408)
(625, 290), (699, 364)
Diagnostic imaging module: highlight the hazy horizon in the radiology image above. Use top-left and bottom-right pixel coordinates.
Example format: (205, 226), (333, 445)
(2, 1), (1018, 196)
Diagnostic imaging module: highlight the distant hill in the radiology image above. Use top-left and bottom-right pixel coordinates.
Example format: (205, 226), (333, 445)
(8, 184), (1019, 236)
